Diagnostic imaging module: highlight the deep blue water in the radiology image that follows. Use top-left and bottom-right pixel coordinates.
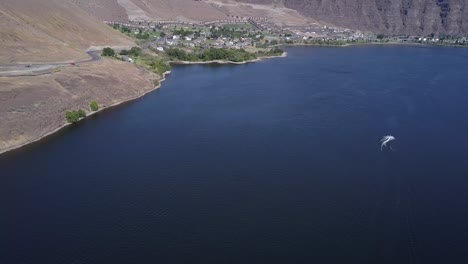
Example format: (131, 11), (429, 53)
(2, 46), (468, 263)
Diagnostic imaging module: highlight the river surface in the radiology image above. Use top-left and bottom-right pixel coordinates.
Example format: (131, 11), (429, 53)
(2, 46), (468, 263)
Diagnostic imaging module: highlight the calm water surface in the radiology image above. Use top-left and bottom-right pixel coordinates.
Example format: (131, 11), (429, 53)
(2, 46), (468, 263)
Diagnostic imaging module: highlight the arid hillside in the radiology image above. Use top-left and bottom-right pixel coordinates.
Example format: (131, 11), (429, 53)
(0, 0), (134, 63)
(240, 0), (468, 35)
(71, 0), (229, 21)
(0, 59), (160, 154)
(71, 0), (313, 26)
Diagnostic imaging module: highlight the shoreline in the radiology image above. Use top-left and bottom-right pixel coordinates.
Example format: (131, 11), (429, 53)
(0, 70), (171, 156)
(0, 52), (287, 156)
(279, 41), (468, 49)
(168, 52), (287, 65)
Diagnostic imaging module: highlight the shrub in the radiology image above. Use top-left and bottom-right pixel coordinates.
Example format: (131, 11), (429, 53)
(65, 111), (80, 123)
(129, 47), (142, 56)
(199, 48), (257, 62)
(90, 101), (99, 111)
(78, 109), (86, 118)
(136, 33), (150, 39)
(102, 47), (115, 57)
(267, 48), (284, 56)
(166, 48), (190, 61)
(149, 59), (171, 75)
(65, 109), (87, 123)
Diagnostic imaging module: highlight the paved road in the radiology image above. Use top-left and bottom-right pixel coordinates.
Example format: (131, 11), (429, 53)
(0, 51), (101, 77)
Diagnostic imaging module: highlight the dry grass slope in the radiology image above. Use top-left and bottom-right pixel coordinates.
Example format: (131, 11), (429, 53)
(0, 59), (160, 153)
(0, 0), (134, 63)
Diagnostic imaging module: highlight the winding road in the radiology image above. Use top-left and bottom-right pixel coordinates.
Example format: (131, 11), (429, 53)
(0, 51), (101, 77)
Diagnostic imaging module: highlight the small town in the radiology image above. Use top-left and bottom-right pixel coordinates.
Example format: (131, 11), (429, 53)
(105, 17), (468, 54)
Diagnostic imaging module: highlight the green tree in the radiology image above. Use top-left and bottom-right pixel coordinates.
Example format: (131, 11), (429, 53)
(160, 31), (166, 38)
(166, 48), (190, 60)
(102, 47), (115, 57)
(136, 33), (150, 39)
(78, 109), (86, 118)
(129, 47), (142, 56)
(65, 111), (80, 123)
(90, 101), (99, 111)
(121, 27), (131, 33)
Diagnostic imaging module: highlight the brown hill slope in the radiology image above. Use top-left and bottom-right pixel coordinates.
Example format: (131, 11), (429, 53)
(0, 59), (160, 154)
(0, 0), (134, 63)
(128, 0), (228, 21)
(71, 0), (311, 26)
(71, 0), (129, 22)
(70, 0), (229, 21)
(240, 0), (468, 35)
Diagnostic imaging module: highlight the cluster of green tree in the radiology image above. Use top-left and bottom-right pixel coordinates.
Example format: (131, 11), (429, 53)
(173, 28), (197, 37)
(165, 48), (199, 61)
(200, 48), (257, 62)
(166, 48), (258, 63)
(122, 27), (132, 33)
(135, 54), (171, 75)
(65, 109), (86, 123)
(102, 47), (115, 57)
(119, 47), (170, 75)
(115, 25), (131, 34)
(90, 101), (99, 112)
(136, 33), (150, 39)
(149, 59), (171, 75)
(349, 39), (372, 44)
(209, 27), (249, 39)
(303, 40), (348, 46)
(120, 47), (142, 57)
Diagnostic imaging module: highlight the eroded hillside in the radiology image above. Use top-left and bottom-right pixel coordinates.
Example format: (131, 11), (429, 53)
(240, 0), (468, 35)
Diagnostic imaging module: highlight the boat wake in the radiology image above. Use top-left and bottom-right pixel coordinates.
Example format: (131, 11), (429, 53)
(381, 135), (396, 151)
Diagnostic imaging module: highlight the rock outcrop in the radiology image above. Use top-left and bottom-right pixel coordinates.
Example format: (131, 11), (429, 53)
(240, 0), (468, 35)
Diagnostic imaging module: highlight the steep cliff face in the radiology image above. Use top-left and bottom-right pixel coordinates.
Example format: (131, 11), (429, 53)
(239, 0), (468, 35)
